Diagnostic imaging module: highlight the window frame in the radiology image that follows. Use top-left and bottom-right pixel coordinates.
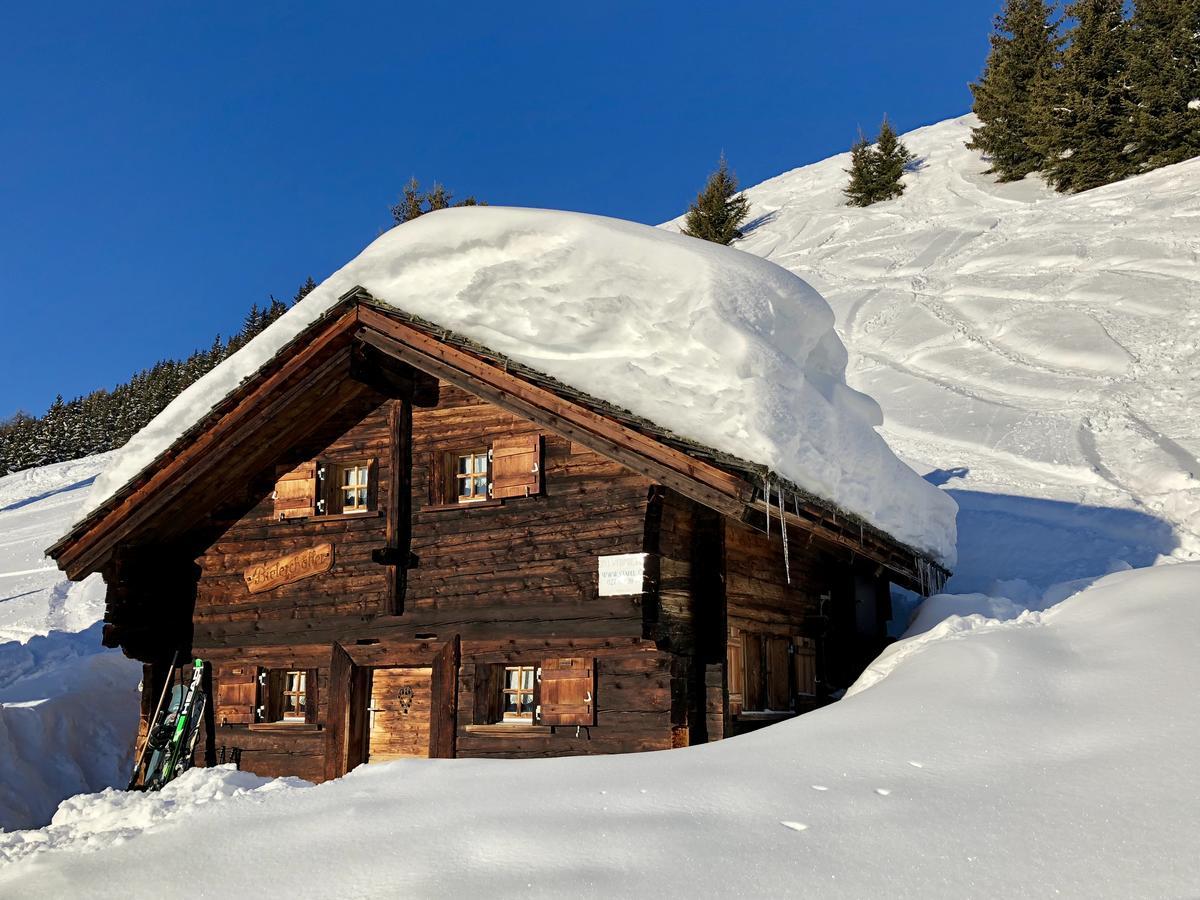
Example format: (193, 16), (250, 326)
(337, 462), (371, 514)
(451, 448), (490, 504)
(500, 664), (537, 721)
(256, 666), (317, 725)
(280, 669), (308, 721)
(318, 458), (375, 516)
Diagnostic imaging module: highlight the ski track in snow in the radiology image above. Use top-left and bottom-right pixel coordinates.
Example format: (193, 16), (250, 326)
(695, 114), (1200, 592)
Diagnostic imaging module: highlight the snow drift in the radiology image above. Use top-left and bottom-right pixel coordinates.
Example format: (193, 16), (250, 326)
(3, 562), (1198, 898)
(71, 208), (957, 566)
(0, 455), (142, 831)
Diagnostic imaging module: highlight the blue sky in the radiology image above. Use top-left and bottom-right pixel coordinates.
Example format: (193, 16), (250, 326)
(0, 1), (993, 419)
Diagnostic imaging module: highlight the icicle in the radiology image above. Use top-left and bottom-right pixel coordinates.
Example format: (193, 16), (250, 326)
(763, 472), (771, 540)
(780, 486), (791, 585)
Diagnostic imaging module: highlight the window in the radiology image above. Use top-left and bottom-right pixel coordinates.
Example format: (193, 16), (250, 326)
(730, 630), (799, 714)
(339, 464), (370, 513)
(432, 435), (544, 507)
(501, 665), (536, 720)
(272, 459), (375, 520)
(256, 667), (316, 724)
(281, 670), (307, 721)
(455, 450), (489, 503)
(471, 658), (595, 728)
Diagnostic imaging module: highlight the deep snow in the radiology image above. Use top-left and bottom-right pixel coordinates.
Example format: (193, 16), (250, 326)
(0, 455), (141, 831)
(2, 563), (1198, 898)
(681, 114), (1200, 592)
(3, 114), (1199, 895)
(72, 207), (957, 567)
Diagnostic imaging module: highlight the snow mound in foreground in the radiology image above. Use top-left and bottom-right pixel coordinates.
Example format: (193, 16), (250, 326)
(3, 562), (1198, 898)
(75, 208), (957, 566)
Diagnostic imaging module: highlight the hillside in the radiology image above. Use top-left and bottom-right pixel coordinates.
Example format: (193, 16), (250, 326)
(676, 114), (1200, 593)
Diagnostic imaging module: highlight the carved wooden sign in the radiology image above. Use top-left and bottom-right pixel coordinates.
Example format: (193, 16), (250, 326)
(243, 543), (333, 594)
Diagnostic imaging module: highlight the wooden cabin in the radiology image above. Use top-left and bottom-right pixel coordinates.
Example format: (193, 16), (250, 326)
(49, 290), (950, 783)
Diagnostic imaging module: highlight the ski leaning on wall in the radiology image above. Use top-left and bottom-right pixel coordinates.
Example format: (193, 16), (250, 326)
(128, 657), (208, 791)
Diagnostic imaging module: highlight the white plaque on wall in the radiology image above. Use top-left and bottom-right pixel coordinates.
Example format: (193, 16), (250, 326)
(598, 553), (647, 596)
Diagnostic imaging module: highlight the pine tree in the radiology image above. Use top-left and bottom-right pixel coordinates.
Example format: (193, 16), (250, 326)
(425, 182), (452, 211)
(843, 132), (878, 207)
(391, 180), (486, 224)
(968, 0), (1064, 181)
(1042, 0), (1136, 192)
(391, 177), (426, 224)
(293, 277), (317, 304)
(844, 119), (916, 206)
(1126, 0), (1200, 171)
(681, 155), (752, 244)
(873, 117), (916, 200)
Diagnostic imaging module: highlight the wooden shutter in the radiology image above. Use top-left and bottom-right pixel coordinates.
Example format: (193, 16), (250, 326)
(490, 434), (542, 499)
(366, 458), (379, 511)
(473, 664), (505, 725)
(793, 637), (816, 696)
(536, 657), (595, 726)
(320, 459), (338, 515)
(743, 634), (765, 712)
(727, 626), (744, 716)
(265, 668), (286, 722)
(305, 668), (320, 724)
(766, 637), (791, 711)
(215, 663), (256, 725)
(274, 461), (317, 520)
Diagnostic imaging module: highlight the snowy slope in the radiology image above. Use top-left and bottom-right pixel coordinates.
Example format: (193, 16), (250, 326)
(4, 114), (1199, 894)
(673, 115), (1200, 592)
(0, 455), (141, 830)
(2, 563), (1198, 898)
(72, 207), (957, 566)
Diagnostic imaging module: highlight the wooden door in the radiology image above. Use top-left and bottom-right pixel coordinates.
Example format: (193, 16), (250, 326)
(367, 667), (433, 762)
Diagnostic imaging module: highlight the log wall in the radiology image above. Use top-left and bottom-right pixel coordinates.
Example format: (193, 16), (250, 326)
(191, 377), (669, 779)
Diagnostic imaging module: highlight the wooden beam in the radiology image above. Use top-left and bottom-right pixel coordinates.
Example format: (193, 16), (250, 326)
(350, 343), (439, 407)
(379, 400), (413, 615)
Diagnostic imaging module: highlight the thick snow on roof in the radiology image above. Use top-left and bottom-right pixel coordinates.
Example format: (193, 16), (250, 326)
(75, 207), (957, 565)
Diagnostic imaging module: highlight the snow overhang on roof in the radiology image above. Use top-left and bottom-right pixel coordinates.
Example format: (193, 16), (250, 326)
(55, 207), (957, 570)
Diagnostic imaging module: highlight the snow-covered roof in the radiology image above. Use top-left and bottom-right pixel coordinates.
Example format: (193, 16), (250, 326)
(74, 207), (957, 566)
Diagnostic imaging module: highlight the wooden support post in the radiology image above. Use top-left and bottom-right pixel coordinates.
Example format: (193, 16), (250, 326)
(428, 634), (461, 759)
(383, 399), (413, 616)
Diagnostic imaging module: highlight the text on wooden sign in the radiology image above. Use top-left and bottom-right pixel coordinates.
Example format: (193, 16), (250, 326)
(243, 543), (333, 594)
